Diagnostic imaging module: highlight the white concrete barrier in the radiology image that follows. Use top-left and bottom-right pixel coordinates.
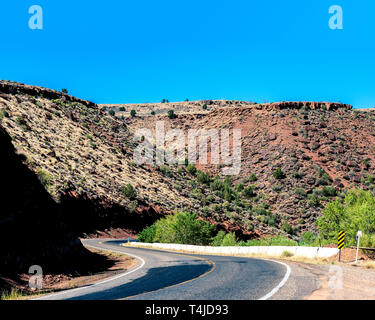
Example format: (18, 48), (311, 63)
(123, 242), (339, 259)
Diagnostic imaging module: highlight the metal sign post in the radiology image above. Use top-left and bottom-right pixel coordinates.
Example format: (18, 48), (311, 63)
(355, 230), (362, 264)
(338, 231), (345, 262)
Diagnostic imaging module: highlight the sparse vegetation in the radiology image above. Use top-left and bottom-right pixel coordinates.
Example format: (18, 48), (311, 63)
(167, 109), (176, 119)
(186, 164), (197, 175)
(120, 183), (137, 200)
(273, 167), (286, 179)
(281, 222), (293, 235)
(0, 109), (9, 120)
(36, 169), (53, 187)
(281, 250), (294, 258)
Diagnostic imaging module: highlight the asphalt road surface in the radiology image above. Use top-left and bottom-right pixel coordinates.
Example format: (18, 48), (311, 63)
(36, 239), (293, 300)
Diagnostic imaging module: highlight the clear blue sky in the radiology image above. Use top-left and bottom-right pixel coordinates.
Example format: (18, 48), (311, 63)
(1, 1), (374, 108)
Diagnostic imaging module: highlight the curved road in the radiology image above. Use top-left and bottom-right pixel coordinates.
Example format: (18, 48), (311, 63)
(37, 239), (292, 300)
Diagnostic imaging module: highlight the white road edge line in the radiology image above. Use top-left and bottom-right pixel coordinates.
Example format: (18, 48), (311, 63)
(258, 259), (291, 300)
(33, 243), (145, 300)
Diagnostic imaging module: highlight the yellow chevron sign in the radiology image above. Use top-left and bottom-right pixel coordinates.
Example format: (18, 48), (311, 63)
(338, 231), (345, 249)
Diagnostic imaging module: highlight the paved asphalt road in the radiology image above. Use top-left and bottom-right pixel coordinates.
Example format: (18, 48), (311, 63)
(36, 239), (292, 300)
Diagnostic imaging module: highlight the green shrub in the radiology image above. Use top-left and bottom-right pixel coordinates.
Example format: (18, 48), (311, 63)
(299, 231), (318, 246)
(151, 111), (156, 115)
(61, 88), (68, 94)
(308, 194), (320, 207)
(210, 176), (224, 191)
(211, 230), (226, 246)
(151, 212), (214, 245)
(36, 169), (53, 187)
(130, 110), (136, 117)
(281, 222), (293, 235)
(168, 110), (176, 119)
(281, 251), (294, 258)
(121, 184), (137, 200)
(119, 107), (126, 112)
(221, 232), (237, 246)
(318, 167), (331, 182)
(273, 167), (286, 179)
(295, 188), (307, 198)
(316, 189), (375, 246)
(245, 235), (297, 247)
(321, 186), (337, 197)
(202, 104), (207, 110)
(108, 109), (116, 116)
(242, 185), (256, 198)
(138, 224), (157, 243)
(186, 164), (197, 175)
(196, 170), (211, 184)
(0, 109), (9, 120)
(249, 174), (257, 182)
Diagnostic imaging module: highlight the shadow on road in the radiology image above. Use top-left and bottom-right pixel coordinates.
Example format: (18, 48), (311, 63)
(67, 262), (212, 300)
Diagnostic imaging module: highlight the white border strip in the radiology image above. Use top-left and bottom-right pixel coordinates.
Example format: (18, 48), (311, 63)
(33, 244), (145, 300)
(258, 259), (291, 300)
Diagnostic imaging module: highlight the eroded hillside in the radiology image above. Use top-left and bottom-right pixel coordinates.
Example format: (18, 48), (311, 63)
(126, 100), (375, 237)
(2, 80), (375, 249)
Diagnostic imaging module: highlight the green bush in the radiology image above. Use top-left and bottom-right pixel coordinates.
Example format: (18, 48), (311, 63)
(242, 185), (256, 198)
(121, 183), (137, 200)
(211, 230), (226, 246)
(202, 104), (207, 110)
(273, 167), (286, 179)
(210, 176), (224, 191)
(321, 186), (337, 197)
(130, 110), (136, 117)
(221, 233), (237, 246)
(316, 189), (375, 246)
(168, 110), (176, 119)
(211, 231), (237, 246)
(108, 109), (116, 116)
(308, 194), (321, 207)
(36, 169), (53, 187)
(138, 224), (157, 243)
(295, 188), (307, 198)
(245, 235), (297, 247)
(119, 106), (126, 112)
(281, 222), (293, 235)
(196, 170), (211, 184)
(186, 164), (197, 175)
(0, 109), (9, 120)
(151, 111), (156, 115)
(249, 174), (257, 182)
(281, 251), (294, 257)
(150, 212), (214, 245)
(299, 231), (317, 246)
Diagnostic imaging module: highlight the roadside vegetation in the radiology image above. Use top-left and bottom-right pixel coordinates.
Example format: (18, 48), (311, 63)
(316, 188), (375, 247)
(138, 212), (335, 247)
(138, 212), (214, 245)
